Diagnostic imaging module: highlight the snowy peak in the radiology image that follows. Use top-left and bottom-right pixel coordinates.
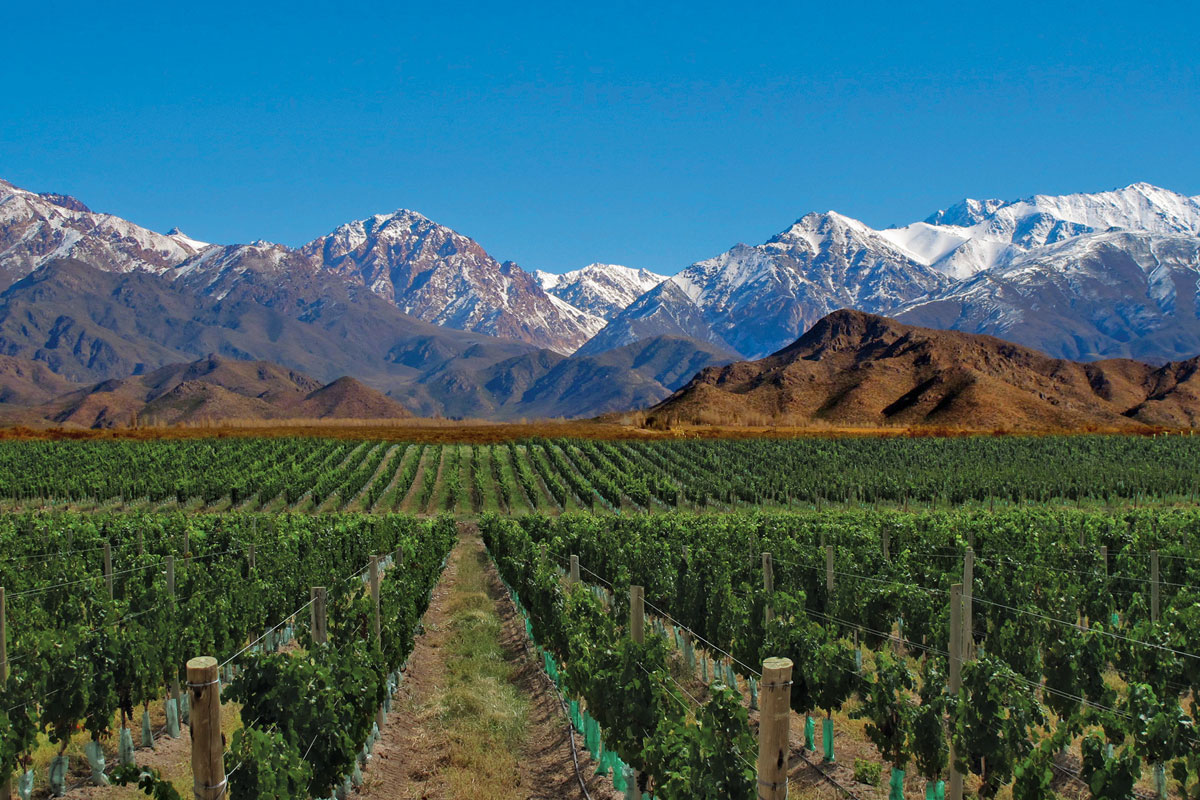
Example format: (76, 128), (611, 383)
(538, 263), (667, 320)
(0, 178), (210, 290)
(881, 182), (1200, 280)
(167, 228), (212, 252)
(587, 209), (951, 359)
(924, 198), (1007, 227)
(301, 208), (599, 353)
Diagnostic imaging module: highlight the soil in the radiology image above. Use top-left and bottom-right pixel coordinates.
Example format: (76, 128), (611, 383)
(355, 524), (620, 800)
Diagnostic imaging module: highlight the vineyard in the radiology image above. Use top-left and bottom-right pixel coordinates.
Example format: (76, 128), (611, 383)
(483, 509), (1200, 800)
(1, 436), (1200, 513)
(0, 435), (1198, 799)
(0, 513), (455, 799)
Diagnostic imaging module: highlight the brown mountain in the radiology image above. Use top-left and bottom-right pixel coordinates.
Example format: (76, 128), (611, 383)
(646, 309), (1200, 430)
(293, 376), (412, 420)
(0, 355), (81, 405)
(30, 355), (411, 428)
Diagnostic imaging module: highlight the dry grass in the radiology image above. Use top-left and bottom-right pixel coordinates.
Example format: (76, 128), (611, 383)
(427, 547), (529, 799)
(0, 417), (1187, 445)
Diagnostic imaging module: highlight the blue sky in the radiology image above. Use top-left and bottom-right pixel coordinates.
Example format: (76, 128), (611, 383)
(2, 1), (1197, 275)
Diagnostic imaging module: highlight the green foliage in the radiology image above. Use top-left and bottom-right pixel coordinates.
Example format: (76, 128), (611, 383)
(911, 657), (951, 783)
(853, 650), (915, 770)
(0, 672), (39, 775)
(110, 765), (185, 800)
(225, 724), (313, 800)
(953, 655), (1046, 798)
(853, 758), (883, 786)
(1081, 733), (1140, 800)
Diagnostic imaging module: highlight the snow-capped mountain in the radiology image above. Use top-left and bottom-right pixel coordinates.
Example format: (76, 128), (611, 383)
(0, 179), (211, 290)
(299, 210), (602, 353)
(579, 211), (951, 358)
(878, 183), (1200, 280)
(0, 178), (602, 354)
(537, 263), (667, 320)
(579, 183), (1200, 362)
(894, 231), (1200, 361)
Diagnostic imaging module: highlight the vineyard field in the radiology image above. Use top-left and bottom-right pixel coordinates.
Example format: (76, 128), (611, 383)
(2, 433), (1200, 800)
(2, 436), (1200, 514)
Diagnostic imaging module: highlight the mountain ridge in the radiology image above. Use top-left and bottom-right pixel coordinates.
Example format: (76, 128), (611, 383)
(647, 309), (1200, 430)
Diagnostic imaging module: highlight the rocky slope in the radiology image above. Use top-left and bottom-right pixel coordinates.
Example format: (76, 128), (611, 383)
(647, 310), (1200, 430)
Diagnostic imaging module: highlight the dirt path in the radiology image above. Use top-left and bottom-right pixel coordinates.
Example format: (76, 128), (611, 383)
(357, 524), (619, 800)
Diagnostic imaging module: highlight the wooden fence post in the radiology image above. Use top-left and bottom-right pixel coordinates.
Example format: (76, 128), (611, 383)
(756, 656), (793, 800)
(104, 542), (114, 600)
(963, 548), (974, 659)
(762, 552), (774, 626)
(166, 557), (181, 705)
(948, 583), (964, 800)
(826, 545), (834, 594)
(2, 586), (9, 800)
(1100, 545), (1108, 577)
(1151, 550), (1160, 622)
(187, 656), (226, 800)
(248, 544), (256, 573)
(370, 557), (382, 645)
(629, 584), (645, 798)
(370, 557), (384, 730)
(630, 586), (645, 644)
(569, 555), (580, 583)
(311, 587), (328, 645)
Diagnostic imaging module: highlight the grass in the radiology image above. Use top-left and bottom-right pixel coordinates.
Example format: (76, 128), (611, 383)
(22, 698), (245, 799)
(431, 546), (529, 799)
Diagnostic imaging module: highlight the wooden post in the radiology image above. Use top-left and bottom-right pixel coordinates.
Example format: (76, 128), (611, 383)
(187, 656), (226, 800)
(370, 557), (384, 731)
(762, 552), (774, 625)
(948, 583), (964, 800)
(1, 586), (9, 800)
(882, 528), (890, 561)
(248, 543), (255, 573)
(167, 557), (180, 704)
(1151, 550), (1160, 622)
(370, 558), (382, 645)
(756, 656), (794, 800)
(629, 584), (646, 799)
(104, 541), (114, 600)
(569, 554), (580, 583)
(311, 587), (328, 645)
(826, 545), (834, 594)
(1100, 545), (1108, 577)
(963, 548), (974, 659)
(182, 528), (189, 561)
(630, 586), (645, 644)
(138, 530), (145, 556)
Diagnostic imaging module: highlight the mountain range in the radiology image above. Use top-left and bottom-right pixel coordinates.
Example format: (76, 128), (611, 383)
(0, 354), (412, 428)
(2, 176), (1200, 423)
(647, 309), (1200, 431)
(588, 183), (1200, 362)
